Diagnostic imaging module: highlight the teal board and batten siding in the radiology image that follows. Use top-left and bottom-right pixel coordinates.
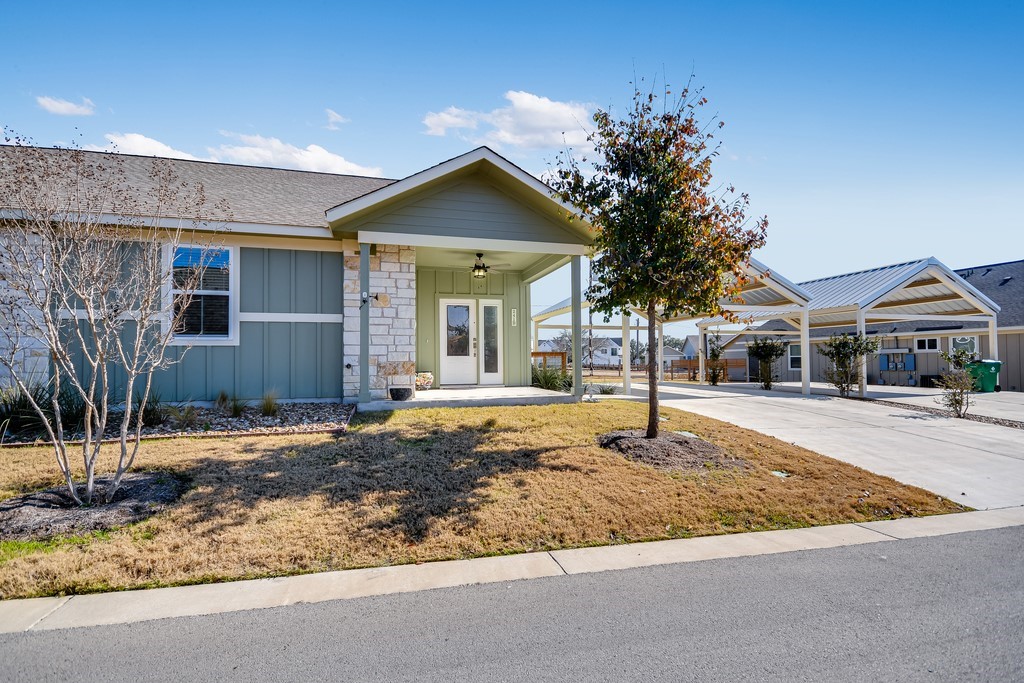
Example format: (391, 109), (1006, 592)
(416, 267), (531, 387)
(153, 247), (344, 402)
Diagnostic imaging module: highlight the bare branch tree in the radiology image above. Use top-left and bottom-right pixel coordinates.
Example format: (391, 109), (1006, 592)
(0, 133), (227, 504)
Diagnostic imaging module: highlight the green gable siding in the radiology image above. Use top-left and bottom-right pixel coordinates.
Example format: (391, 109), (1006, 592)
(356, 177), (588, 246)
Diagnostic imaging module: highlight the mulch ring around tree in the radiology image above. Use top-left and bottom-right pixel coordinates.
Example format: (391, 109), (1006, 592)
(0, 472), (185, 542)
(597, 430), (749, 473)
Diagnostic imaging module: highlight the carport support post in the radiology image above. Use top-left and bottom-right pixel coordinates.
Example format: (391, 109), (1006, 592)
(571, 256), (584, 397)
(856, 309), (867, 398)
(698, 326), (706, 385)
(989, 318), (999, 361)
(621, 311), (631, 394)
(657, 321), (664, 382)
(359, 243), (371, 403)
(800, 309), (811, 395)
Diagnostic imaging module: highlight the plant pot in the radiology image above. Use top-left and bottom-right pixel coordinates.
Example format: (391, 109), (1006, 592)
(389, 387), (413, 401)
(415, 372), (434, 391)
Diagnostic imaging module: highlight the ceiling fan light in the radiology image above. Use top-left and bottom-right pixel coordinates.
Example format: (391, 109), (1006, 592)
(472, 264), (488, 279)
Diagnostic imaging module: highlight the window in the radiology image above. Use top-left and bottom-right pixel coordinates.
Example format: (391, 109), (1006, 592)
(168, 246), (237, 344)
(915, 338), (939, 353)
(788, 343), (802, 371)
(611, 347), (618, 357)
(950, 336), (978, 356)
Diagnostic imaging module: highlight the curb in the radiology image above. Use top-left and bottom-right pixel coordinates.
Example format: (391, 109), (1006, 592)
(2, 507), (1023, 634)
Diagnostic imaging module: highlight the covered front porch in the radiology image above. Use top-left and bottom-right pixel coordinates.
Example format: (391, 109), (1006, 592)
(324, 147), (594, 403)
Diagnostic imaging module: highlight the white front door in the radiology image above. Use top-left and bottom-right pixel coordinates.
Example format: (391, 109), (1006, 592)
(478, 299), (503, 385)
(440, 299), (477, 385)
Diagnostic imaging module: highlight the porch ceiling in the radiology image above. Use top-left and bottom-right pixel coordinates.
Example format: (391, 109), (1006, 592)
(416, 246), (549, 273)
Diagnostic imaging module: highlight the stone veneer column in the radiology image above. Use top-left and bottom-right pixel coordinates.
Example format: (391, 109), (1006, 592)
(342, 244), (416, 401)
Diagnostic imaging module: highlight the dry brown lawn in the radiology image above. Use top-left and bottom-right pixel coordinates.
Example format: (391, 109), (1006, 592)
(0, 401), (963, 599)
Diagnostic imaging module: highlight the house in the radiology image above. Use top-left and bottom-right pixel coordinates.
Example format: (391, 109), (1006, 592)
(0, 146), (596, 402)
(728, 258), (1022, 391)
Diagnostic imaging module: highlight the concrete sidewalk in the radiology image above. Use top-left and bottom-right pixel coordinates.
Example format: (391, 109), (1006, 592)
(640, 382), (1024, 510)
(3, 506), (1023, 634)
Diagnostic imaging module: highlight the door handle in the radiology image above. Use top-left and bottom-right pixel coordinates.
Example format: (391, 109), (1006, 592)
(473, 337), (477, 357)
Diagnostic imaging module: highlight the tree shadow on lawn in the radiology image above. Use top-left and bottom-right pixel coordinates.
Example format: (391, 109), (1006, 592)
(174, 414), (583, 544)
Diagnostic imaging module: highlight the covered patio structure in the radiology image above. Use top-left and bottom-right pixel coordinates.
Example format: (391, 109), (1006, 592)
(531, 258), (817, 394)
(701, 257), (1001, 396)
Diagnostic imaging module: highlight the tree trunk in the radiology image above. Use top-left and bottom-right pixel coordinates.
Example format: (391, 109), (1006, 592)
(646, 300), (659, 438)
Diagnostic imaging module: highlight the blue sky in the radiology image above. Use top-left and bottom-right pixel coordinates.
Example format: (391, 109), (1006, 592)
(3, 1), (1022, 337)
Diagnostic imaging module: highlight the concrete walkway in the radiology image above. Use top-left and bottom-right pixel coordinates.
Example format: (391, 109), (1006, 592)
(640, 382), (1024, 510)
(767, 381), (1024, 422)
(2, 506), (1022, 634)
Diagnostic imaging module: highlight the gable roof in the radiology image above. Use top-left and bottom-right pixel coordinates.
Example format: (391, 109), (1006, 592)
(0, 145), (394, 229)
(325, 146), (594, 248)
(757, 257), (1017, 338)
(795, 257), (998, 314)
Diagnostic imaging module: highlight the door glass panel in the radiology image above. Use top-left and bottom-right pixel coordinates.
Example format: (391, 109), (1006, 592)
(446, 305), (470, 357)
(483, 305), (498, 373)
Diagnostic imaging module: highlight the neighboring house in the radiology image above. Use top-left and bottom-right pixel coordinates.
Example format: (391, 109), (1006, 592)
(589, 336), (622, 368)
(1, 146), (595, 402)
(748, 259), (1023, 391)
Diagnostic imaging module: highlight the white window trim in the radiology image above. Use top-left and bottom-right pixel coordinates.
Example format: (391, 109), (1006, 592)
(788, 343), (802, 371)
(163, 244), (240, 347)
(914, 337), (940, 353)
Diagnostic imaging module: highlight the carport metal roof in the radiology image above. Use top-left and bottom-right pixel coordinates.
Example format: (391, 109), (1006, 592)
(532, 257), (812, 326)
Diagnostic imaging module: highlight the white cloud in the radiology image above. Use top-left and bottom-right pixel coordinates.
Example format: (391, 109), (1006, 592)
(423, 106), (479, 136)
(208, 132), (382, 175)
(36, 96), (95, 116)
(85, 131), (382, 176)
(325, 108), (350, 131)
(86, 133), (200, 160)
(422, 91), (593, 150)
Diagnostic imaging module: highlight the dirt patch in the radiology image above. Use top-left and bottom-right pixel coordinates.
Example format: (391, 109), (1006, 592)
(597, 430), (748, 472)
(0, 472), (185, 541)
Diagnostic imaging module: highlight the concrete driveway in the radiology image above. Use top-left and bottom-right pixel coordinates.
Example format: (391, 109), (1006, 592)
(631, 382), (1024, 510)
(765, 381), (1024, 422)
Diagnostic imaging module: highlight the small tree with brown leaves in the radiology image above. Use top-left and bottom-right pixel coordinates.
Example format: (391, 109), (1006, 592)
(0, 134), (226, 504)
(552, 79), (766, 437)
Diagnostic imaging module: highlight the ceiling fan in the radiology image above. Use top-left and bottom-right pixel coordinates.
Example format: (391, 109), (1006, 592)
(448, 252), (512, 279)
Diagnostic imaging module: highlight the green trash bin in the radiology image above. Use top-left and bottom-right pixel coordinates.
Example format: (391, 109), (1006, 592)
(966, 360), (1002, 392)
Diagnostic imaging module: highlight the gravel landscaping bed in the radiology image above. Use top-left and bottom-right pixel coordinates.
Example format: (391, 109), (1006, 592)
(2, 402), (357, 446)
(857, 398), (1024, 430)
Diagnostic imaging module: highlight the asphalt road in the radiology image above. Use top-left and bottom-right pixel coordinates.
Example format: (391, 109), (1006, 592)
(3, 527), (1022, 682)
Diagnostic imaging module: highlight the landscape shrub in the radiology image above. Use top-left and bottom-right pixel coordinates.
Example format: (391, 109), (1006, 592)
(747, 337), (787, 390)
(817, 333), (881, 398)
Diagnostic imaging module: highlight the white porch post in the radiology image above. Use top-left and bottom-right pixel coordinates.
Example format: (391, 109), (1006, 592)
(989, 317), (999, 360)
(698, 326), (706, 385)
(621, 311), (631, 394)
(570, 255), (584, 397)
(856, 309), (867, 397)
(533, 320), (540, 353)
(800, 308), (811, 396)
(657, 320), (665, 382)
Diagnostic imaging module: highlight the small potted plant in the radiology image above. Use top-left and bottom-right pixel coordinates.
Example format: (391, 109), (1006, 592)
(416, 372), (434, 391)
(378, 361), (415, 401)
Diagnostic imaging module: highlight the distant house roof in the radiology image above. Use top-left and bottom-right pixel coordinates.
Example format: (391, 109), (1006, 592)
(0, 146), (395, 230)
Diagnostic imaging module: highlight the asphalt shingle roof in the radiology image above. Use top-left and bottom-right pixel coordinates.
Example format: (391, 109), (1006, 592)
(0, 146), (395, 228)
